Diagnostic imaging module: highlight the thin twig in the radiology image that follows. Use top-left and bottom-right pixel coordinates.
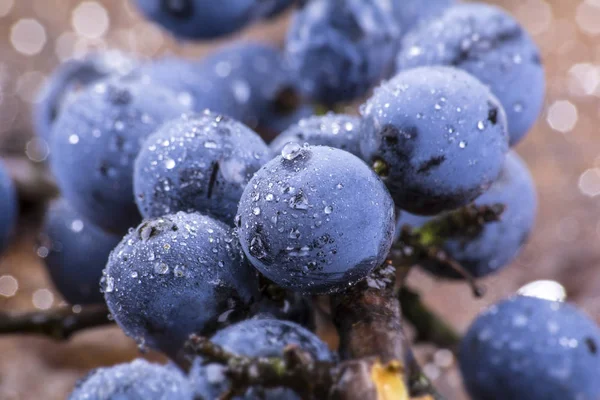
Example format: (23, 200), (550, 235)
(399, 288), (461, 352)
(0, 304), (112, 340)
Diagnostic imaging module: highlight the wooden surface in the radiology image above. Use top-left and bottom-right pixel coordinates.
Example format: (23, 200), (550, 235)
(0, 0), (599, 399)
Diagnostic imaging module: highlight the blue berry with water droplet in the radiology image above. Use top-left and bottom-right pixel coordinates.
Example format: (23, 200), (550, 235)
(270, 113), (362, 157)
(69, 358), (193, 400)
(236, 145), (395, 294)
(41, 200), (121, 305)
(50, 76), (189, 234)
(134, 112), (272, 224)
(391, 0), (454, 35)
(0, 161), (17, 254)
(360, 66), (509, 215)
(189, 318), (334, 399)
(103, 212), (258, 357)
(35, 51), (138, 140)
(396, 3), (545, 146)
(460, 295), (600, 400)
(134, 0), (293, 40)
(199, 41), (312, 138)
(285, 0), (400, 104)
(396, 151), (537, 278)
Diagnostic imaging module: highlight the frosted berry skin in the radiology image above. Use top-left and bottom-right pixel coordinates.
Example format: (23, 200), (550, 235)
(50, 77), (189, 234)
(285, 0), (400, 104)
(41, 200), (121, 305)
(396, 3), (545, 146)
(133, 112), (272, 225)
(360, 66), (509, 216)
(189, 318), (334, 399)
(395, 151), (537, 278)
(69, 359), (193, 400)
(236, 145), (395, 294)
(460, 296), (600, 400)
(134, 0), (291, 40)
(391, 0), (455, 35)
(35, 51), (138, 140)
(0, 161), (17, 254)
(199, 41), (311, 135)
(270, 113), (362, 157)
(102, 212), (259, 357)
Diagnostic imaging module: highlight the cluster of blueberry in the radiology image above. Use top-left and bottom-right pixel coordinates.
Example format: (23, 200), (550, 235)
(0, 0), (596, 399)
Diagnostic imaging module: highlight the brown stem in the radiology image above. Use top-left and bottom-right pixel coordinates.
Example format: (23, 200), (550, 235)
(0, 304), (112, 340)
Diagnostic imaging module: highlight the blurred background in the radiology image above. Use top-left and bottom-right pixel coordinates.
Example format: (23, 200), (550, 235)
(0, 0), (598, 398)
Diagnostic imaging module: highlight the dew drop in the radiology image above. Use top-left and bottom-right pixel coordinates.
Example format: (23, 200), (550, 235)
(281, 142), (303, 160)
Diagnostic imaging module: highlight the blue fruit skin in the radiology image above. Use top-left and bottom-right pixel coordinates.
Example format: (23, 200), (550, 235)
(41, 200), (121, 305)
(395, 151), (537, 278)
(236, 145), (395, 294)
(102, 212), (258, 357)
(270, 113), (362, 157)
(0, 161), (17, 253)
(50, 76), (189, 234)
(190, 318), (334, 399)
(199, 41), (312, 136)
(360, 66), (509, 215)
(140, 57), (245, 121)
(35, 51), (138, 140)
(460, 296), (600, 400)
(134, 112), (272, 224)
(252, 291), (314, 330)
(69, 359), (193, 400)
(285, 0), (400, 104)
(396, 3), (545, 146)
(134, 0), (292, 40)
(392, 0), (454, 35)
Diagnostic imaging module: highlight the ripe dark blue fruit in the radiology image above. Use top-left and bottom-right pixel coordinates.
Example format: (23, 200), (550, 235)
(134, 0), (293, 40)
(252, 290), (314, 329)
(140, 57), (245, 121)
(396, 3), (545, 146)
(134, 112), (272, 224)
(50, 76), (189, 234)
(460, 295), (600, 400)
(285, 0), (400, 104)
(236, 145), (395, 294)
(69, 359), (193, 400)
(360, 66), (509, 215)
(0, 161), (17, 254)
(396, 151), (537, 278)
(102, 212), (258, 356)
(40, 200), (121, 305)
(199, 41), (312, 136)
(35, 51), (137, 140)
(391, 0), (454, 35)
(270, 113), (362, 157)
(190, 318), (334, 399)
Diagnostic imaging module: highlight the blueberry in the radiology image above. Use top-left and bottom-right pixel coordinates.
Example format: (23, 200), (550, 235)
(252, 291), (314, 330)
(102, 212), (258, 356)
(391, 0), (454, 35)
(69, 359), (193, 400)
(0, 161), (17, 254)
(50, 76), (189, 234)
(396, 3), (545, 145)
(140, 57), (245, 121)
(35, 51), (138, 140)
(133, 0), (291, 40)
(189, 318), (334, 399)
(40, 200), (121, 305)
(460, 295), (600, 400)
(360, 66), (509, 215)
(270, 113), (362, 157)
(200, 41), (312, 136)
(285, 0), (400, 104)
(236, 145), (395, 294)
(134, 112), (272, 224)
(395, 151), (537, 278)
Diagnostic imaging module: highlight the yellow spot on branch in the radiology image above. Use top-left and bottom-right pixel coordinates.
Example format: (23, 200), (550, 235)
(371, 360), (409, 400)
